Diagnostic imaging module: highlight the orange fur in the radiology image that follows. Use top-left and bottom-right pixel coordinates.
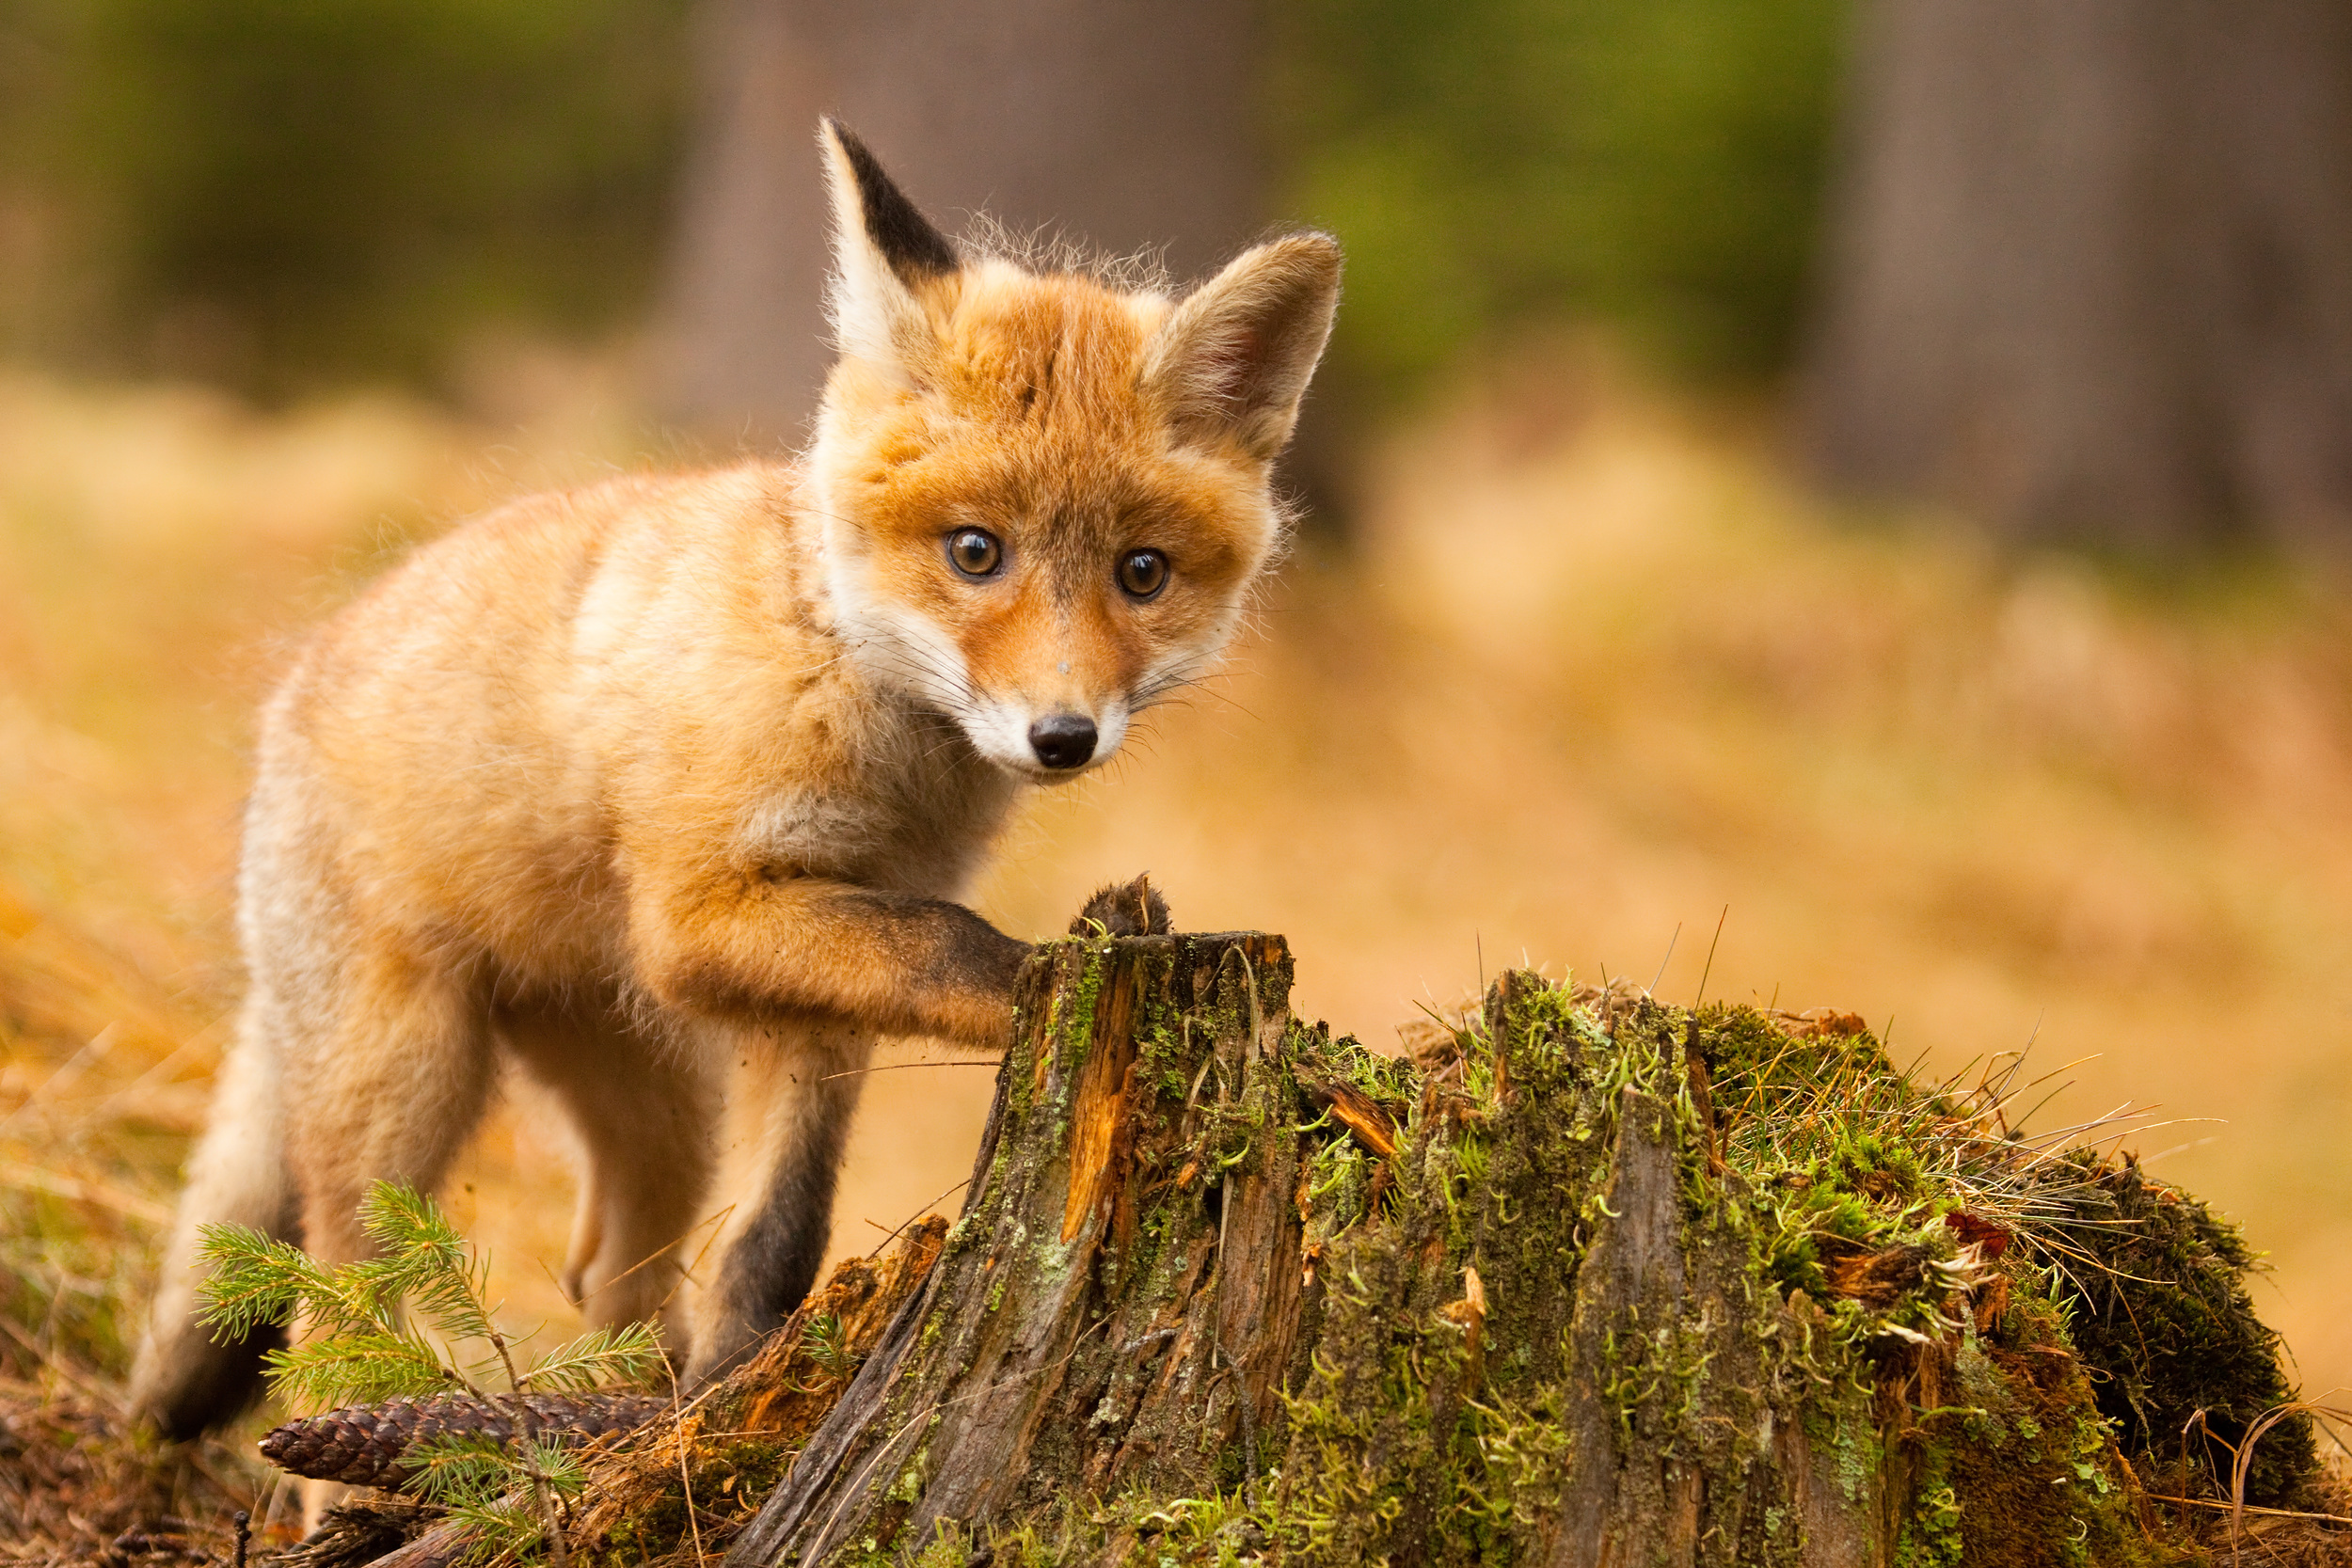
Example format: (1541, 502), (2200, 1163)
(131, 122), (1339, 1475)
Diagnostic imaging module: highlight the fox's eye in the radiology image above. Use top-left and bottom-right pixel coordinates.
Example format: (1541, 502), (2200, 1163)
(1118, 548), (1168, 600)
(946, 528), (1003, 578)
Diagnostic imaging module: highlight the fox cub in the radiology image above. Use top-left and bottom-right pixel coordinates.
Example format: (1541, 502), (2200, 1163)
(130, 120), (1339, 1437)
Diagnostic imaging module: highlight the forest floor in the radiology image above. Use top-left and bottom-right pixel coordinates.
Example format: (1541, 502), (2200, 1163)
(3, 344), (2349, 1556)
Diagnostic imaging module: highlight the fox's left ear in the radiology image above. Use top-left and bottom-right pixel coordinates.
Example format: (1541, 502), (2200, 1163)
(1141, 232), (1343, 462)
(819, 119), (959, 370)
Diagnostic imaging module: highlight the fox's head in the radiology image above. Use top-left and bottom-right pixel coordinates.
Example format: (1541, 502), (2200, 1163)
(806, 121), (1341, 784)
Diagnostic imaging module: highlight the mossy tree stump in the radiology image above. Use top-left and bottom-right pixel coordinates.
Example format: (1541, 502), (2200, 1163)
(721, 934), (2310, 1567)
(731, 932), (1306, 1564)
(264, 931), (2315, 1565)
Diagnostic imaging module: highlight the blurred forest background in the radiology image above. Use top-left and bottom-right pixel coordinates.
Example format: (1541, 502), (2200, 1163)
(4, 0), (2350, 1522)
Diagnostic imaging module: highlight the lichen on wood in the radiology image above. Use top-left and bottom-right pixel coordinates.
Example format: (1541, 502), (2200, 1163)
(709, 939), (2319, 1567)
(728, 932), (1305, 1567)
(256, 932), (2330, 1568)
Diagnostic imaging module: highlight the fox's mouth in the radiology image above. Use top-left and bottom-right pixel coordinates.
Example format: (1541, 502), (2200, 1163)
(957, 699), (1129, 783)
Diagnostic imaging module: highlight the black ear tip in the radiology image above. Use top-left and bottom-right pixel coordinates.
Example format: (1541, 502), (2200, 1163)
(820, 116), (864, 159)
(822, 120), (959, 283)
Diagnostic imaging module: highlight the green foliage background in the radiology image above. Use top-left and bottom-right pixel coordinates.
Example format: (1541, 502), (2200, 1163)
(0, 0), (690, 395)
(0, 0), (1848, 404)
(1277, 0), (1848, 401)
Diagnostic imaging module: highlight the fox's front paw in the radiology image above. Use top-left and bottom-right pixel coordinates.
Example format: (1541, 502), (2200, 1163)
(1070, 874), (1171, 937)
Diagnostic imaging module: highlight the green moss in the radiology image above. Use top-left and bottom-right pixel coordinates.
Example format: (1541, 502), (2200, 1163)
(2036, 1151), (2317, 1507)
(1059, 947), (1106, 1056)
(1933, 1291), (2169, 1568)
(1894, 1464), (1963, 1568)
(1137, 1019), (1192, 1101)
(828, 970), (2283, 1568)
(582, 1435), (790, 1567)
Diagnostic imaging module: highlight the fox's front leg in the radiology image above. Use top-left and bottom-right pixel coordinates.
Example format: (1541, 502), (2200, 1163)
(629, 859), (1030, 1046)
(628, 855), (1029, 1378)
(686, 1013), (875, 1382)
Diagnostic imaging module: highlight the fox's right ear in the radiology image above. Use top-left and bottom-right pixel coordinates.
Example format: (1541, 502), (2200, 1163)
(819, 119), (958, 372)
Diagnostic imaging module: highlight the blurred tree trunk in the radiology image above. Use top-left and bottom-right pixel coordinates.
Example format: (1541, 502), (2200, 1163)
(1804, 0), (2352, 550)
(657, 0), (1267, 447)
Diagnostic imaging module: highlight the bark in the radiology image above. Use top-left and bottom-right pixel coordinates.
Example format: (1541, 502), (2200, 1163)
(708, 942), (2273, 1566)
(261, 935), (2311, 1566)
(657, 0), (1266, 444)
(725, 932), (1302, 1565)
(1804, 0), (2352, 550)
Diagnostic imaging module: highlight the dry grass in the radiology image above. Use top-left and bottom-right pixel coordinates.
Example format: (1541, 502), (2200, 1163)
(2, 342), (2347, 1551)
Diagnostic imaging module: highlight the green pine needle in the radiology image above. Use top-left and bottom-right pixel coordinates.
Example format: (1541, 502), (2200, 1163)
(404, 1433), (514, 1510)
(261, 1327), (455, 1410)
(524, 1323), (664, 1394)
(192, 1224), (324, 1339)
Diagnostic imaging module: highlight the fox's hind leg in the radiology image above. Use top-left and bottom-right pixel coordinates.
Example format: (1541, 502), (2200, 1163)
(132, 986), (302, 1439)
(499, 997), (717, 1345)
(276, 946), (497, 1272)
(274, 945), (497, 1528)
(135, 937), (494, 1443)
(682, 1015), (876, 1384)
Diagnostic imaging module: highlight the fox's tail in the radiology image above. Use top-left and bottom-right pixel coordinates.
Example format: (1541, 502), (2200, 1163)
(130, 1008), (298, 1440)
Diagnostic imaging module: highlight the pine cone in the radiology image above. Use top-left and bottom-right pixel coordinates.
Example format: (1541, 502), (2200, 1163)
(259, 1392), (672, 1490)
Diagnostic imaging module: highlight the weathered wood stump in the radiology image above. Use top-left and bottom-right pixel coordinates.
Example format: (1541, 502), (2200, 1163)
(710, 934), (2317, 1566)
(730, 931), (1305, 1564)
(262, 930), (2327, 1566)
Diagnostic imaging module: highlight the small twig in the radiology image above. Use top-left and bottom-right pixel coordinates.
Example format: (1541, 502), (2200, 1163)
(480, 1321), (570, 1568)
(654, 1202), (742, 1320)
(819, 1060), (998, 1082)
(2142, 1495), (2352, 1526)
(2178, 1408), (2207, 1538)
(657, 1342), (707, 1568)
(864, 1179), (972, 1259)
(566, 1205), (739, 1311)
(1648, 923), (1681, 995)
(257, 1472), (290, 1544)
(2227, 1400), (2351, 1560)
(1235, 947), (1264, 1057)
(1212, 1172), (1257, 1510)
(231, 1510), (250, 1568)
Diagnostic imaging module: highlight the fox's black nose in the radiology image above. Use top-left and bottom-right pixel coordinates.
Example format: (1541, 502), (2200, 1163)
(1028, 713), (1097, 770)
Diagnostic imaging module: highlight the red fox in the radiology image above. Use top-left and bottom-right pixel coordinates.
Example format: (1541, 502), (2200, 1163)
(131, 121), (1340, 1437)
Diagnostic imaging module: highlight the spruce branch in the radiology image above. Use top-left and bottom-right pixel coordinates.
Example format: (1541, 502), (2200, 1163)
(523, 1323), (663, 1394)
(475, 1305), (574, 1568)
(405, 1433), (514, 1510)
(200, 1180), (661, 1567)
(192, 1224), (324, 1339)
(260, 1328), (457, 1411)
